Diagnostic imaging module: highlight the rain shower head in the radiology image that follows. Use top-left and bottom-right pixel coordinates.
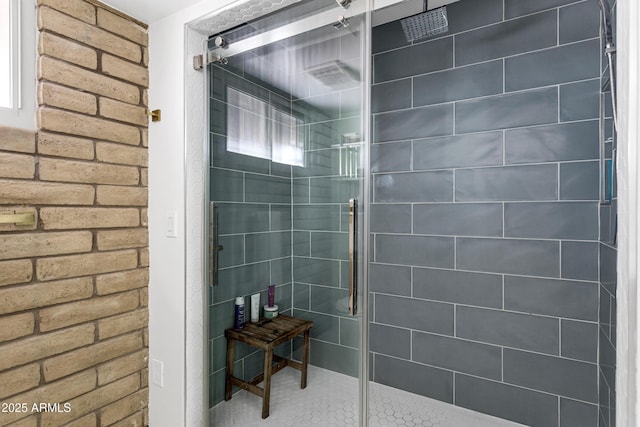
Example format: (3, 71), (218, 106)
(400, 6), (448, 42)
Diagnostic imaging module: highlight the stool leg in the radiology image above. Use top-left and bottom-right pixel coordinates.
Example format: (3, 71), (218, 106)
(262, 348), (273, 419)
(301, 330), (310, 389)
(225, 338), (235, 401)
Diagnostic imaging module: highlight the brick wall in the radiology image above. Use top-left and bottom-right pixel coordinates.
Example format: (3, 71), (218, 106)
(0, 0), (149, 425)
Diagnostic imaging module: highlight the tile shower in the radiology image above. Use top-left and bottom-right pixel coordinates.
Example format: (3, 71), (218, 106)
(369, 0), (614, 426)
(209, 60), (296, 406)
(208, 19), (364, 407)
(598, 1), (618, 425)
(207, 0), (617, 426)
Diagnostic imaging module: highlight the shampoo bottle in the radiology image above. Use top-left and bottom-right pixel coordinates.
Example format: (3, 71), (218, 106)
(234, 297), (245, 329)
(267, 285), (275, 307)
(250, 293), (260, 323)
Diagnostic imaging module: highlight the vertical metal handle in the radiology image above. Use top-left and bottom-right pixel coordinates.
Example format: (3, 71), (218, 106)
(209, 202), (219, 287)
(348, 198), (357, 315)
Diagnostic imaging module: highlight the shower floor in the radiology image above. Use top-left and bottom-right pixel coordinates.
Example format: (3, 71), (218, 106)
(210, 366), (525, 427)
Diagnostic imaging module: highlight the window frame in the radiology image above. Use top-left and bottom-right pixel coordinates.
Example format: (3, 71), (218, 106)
(225, 85), (304, 167)
(0, 0), (36, 130)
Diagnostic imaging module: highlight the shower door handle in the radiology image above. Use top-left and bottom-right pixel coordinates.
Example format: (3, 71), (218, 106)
(348, 198), (357, 315)
(209, 202), (221, 287)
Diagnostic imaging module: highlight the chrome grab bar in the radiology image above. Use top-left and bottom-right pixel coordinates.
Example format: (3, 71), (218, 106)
(348, 198), (357, 315)
(209, 202), (222, 287)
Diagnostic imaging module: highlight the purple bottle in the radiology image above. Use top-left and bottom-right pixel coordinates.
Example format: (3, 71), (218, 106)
(267, 285), (275, 307)
(234, 297), (245, 329)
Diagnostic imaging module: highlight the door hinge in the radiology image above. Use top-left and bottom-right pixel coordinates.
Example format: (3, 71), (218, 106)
(193, 54), (204, 71)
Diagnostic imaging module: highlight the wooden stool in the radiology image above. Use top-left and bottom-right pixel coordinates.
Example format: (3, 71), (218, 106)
(224, 314), (313, 419)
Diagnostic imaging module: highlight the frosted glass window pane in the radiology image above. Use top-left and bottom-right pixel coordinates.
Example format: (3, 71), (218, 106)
(271, 108), (303, 166)
(225, 86), (303, 167)
(226, 87), (270, 160)
(0, 0), (11, 108)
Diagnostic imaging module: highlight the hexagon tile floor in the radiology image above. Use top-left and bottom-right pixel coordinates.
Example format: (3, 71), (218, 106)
(210, 366), (526, 427)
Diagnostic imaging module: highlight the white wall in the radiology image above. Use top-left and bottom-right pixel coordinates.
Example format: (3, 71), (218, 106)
(616, 0), (640, 425)
(147, 1), (236, 426)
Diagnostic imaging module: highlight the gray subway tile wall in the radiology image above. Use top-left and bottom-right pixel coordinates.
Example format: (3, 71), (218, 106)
(369, 322), (411, 359)
(455, 374), (559, 427)
(504, 276), (599, 321)
(559, 1), (600, 43)
(413, 203), (503, 237)
(413, 132), (503, 170)
(454, 11), (558, 66)
(560, 398), (600, 427)
(371, 79), (411, 114)
(373, 104), (454, 142)
(370, 204), (412, 233)
(208, 0), (610, 423)
(375, 234), (455, 268)
(411, 331), (502, 380)
(560, 79), (600, 121)
(208, 60), (297, 407)
(412, 268), (503, 308)
(306, 117), (359, 151)
(210, 21), (369, 405)
(444, 0), (503, 33)
(289, 26), (365, 381)
(374, 170), (453, 202)
(561, 319), (599, 363)
(456, 306), (560, 355)
(505, 0), (585, 19)
(455, 164), (558, 201)
(413, 60), (503, 106)
(375, 294), (454, 335)
(503, 201), (598, 240)
(370, 0), (602, 425)
(456, 237), (560, 276)
(599, 87), (617, 427)
(370, 141), (412, 173)
(454, 88), (559, 134)
(504, 40), (600, 92)
(369, 263), (412, 296)
(374, 354), (454, 403)
(373, 37), (453, 83)
(561, 240), (599, 281)
(560, 160), (600, 200)
(505, 121), (599, 164)
(503, 349), (598, 402)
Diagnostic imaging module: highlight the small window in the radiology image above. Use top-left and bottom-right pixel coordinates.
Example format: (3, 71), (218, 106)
(226, 87), (304, 167)
(0, 0), (35, 129)
(227, 87), (271, 160)
(0, 0), (13, 108)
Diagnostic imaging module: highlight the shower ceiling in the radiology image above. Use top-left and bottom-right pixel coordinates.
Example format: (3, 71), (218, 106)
(203, 0), (467, 58)
(103, 0), (202, 22)
(206, 0), (463, 67)
(102, 0), (461, 27)
(202, 0), (464, 109)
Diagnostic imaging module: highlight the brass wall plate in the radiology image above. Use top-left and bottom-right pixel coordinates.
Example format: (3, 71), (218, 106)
(147, 109), (161, 122)
(0, 207), (37, 231)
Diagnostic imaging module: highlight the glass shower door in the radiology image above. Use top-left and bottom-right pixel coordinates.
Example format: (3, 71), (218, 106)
(206, 2), (369, 425)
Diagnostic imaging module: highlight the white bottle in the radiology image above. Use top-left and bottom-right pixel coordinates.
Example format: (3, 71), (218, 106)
(250, 293), (260, 323)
